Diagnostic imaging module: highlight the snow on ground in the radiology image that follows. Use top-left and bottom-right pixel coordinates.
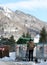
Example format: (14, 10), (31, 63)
(36, 61), (47, 65)
(0, 52), (16, 61)
(15, 62), (36, 65)
(0, 61), (36, 65)
(9, 52), (16, 61)
(0, 59), (47, 65)
(0, 52), (47, 65)
(0, 61), (47, 65)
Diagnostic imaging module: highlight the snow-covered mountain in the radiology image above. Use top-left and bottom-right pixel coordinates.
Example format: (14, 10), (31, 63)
(0, 6), (47, 41)
(0, 6), (14, 19)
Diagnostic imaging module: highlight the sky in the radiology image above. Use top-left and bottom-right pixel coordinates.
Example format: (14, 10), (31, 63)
(0, 0), (47, 22)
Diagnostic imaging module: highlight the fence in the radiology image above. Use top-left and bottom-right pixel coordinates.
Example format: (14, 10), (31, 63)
(15, 44), (27, 60)
(36, 43), (47, 59)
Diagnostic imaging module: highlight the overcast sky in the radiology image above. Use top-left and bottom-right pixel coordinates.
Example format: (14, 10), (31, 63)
(0, 0), (47, 22)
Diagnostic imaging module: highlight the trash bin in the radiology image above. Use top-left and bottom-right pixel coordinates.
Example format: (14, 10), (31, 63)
(16, 44), (27, 60)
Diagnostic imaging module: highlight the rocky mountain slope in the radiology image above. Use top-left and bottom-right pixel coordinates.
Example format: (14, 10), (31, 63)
(0, 6), (47, 41)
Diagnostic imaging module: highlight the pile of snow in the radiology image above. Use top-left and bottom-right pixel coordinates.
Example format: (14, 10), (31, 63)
(1, 57), (12, 61)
